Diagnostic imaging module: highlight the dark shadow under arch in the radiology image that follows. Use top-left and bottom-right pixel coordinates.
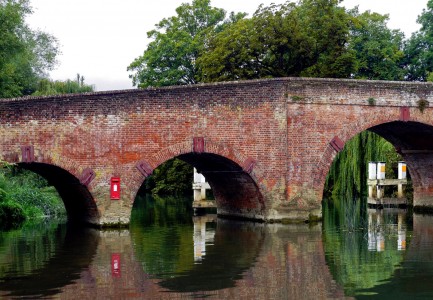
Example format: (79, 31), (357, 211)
(137, 152), (266, 220)
(178, 152), (266, 219)
(369, 121), (433, 151)
(369, 121), (433, 190)
(18, 162), (99, 224)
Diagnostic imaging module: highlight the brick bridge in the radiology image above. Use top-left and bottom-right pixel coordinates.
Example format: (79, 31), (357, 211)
(1, 77), (433, 226)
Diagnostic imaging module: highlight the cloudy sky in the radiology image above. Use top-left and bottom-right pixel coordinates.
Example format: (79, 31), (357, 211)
(26, 0), (428, 91)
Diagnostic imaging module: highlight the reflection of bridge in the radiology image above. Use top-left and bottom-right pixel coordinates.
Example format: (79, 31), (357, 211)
(2, 78), (433, 226)
(0, 225), (99, 298)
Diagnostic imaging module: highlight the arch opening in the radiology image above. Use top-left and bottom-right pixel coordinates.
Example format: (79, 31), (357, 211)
(369, 121), (433, 209)
(134, 152), (265, 221)
(13, 162), (98, 225)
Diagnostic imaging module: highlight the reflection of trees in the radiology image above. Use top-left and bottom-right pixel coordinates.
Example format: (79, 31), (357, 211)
(356, 214), (433, 299)
(0, 221), (99, 298)
(130, 195), (264, 293)
(130, 195), (195, 276)
(323, 199), (409, 296)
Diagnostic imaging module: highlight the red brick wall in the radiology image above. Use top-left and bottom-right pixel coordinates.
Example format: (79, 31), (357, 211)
(1, 78), (433, 225)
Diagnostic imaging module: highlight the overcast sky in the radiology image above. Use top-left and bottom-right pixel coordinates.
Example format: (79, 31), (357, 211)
(26, 0), (428, 91)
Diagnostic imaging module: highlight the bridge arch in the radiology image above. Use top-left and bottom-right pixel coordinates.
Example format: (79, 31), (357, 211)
(313, 110), (433, 208)
(1, 150), (99, 224)
(129, 140), (267, 220)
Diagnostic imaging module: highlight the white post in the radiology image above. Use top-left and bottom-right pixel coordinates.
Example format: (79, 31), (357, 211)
(368, 162), (377, 198)
(377, 162), (386, 180)
(193, 168), (211, 201)
(397, 162), (407, 198)
(376, 162), (385, 199)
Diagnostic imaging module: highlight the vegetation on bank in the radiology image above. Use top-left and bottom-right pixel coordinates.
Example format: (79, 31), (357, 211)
(0, 163), (66, 228)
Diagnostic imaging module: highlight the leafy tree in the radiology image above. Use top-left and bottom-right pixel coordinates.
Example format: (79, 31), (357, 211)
(33, 74), (94, 96)
(348, 9), (405, 80)
(198, 2), (308, 81)
(0, 0), (59, 98)
(144, 158), (193, 196)
(404, 0), (433, 81)
(297, 0), (356, 78)
(324, 132), (402, 200)
(127, 0), (243, 87)
(198, 0), (357, 82)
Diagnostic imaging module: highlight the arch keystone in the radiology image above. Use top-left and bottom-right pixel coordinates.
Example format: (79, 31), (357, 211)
(400, 106), (410, 122)
(193, 137), (205, 153)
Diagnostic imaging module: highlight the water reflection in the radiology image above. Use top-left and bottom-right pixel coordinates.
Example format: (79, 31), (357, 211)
(0, 221), (99, 298)
(323, 199), (412, 297)
(367, 209), (407, 252)
(356, 214), (433, 299)
(193, 215), (216, 262)
(130, 195), (265, 293)
(7, 195), (433, 298)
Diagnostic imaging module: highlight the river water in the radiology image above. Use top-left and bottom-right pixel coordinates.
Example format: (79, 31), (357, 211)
(0, 195), (431, 299)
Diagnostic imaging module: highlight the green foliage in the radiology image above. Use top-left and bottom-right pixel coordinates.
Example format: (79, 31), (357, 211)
(417, 99), (429, 112)
(367, 97), (376, 105)
(33, 74), (94, 96)
(198, 0), (357, 82)
(348, 9), (405, 80)
(127, 0), (242, 87)
(0, 201), (26, 228)
(145, 158), (193, 196)
(0, 0), (59, 98)
(324, 131), (402, 200)
(0, 166), (66, 227)
(404, 0), (433, 81)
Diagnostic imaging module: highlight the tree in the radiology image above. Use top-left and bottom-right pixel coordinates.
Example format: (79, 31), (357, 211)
(0, 0), (59, 98)
(348, 9), (405, 80)
(404, 0), (433, 81)
(297, 0), (356, 78)
(197, 2), (308, 82)
(198, 0), (357, 82)
(127, 0), (243, 88)
(33, 74), (94, 96)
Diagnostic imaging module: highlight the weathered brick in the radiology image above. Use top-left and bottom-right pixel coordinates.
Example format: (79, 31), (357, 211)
(1, 77), (433, 225)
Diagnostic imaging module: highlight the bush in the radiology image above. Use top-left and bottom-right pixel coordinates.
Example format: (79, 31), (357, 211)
(0, 201), (26, 229)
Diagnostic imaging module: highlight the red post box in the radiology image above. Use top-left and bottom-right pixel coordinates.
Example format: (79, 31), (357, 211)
(110, 177), (120, 200)
(111, 253), (121, 277)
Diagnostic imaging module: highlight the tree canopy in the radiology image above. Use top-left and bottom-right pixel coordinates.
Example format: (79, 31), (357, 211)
(0, 0), (59, 98)
(127, 0), (244, 88)
(130, 0), (413, 86)
(404, 0), (433, 81)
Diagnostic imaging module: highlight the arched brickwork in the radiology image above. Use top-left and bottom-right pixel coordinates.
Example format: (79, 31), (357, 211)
(311, 106), (433, 208)
(1, 149), (99, 224)
(128, 139), (267, 220)
(3, 77), (433, 224)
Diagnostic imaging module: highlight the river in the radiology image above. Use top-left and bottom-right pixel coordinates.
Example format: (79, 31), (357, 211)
(0, 195), (430, 299)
